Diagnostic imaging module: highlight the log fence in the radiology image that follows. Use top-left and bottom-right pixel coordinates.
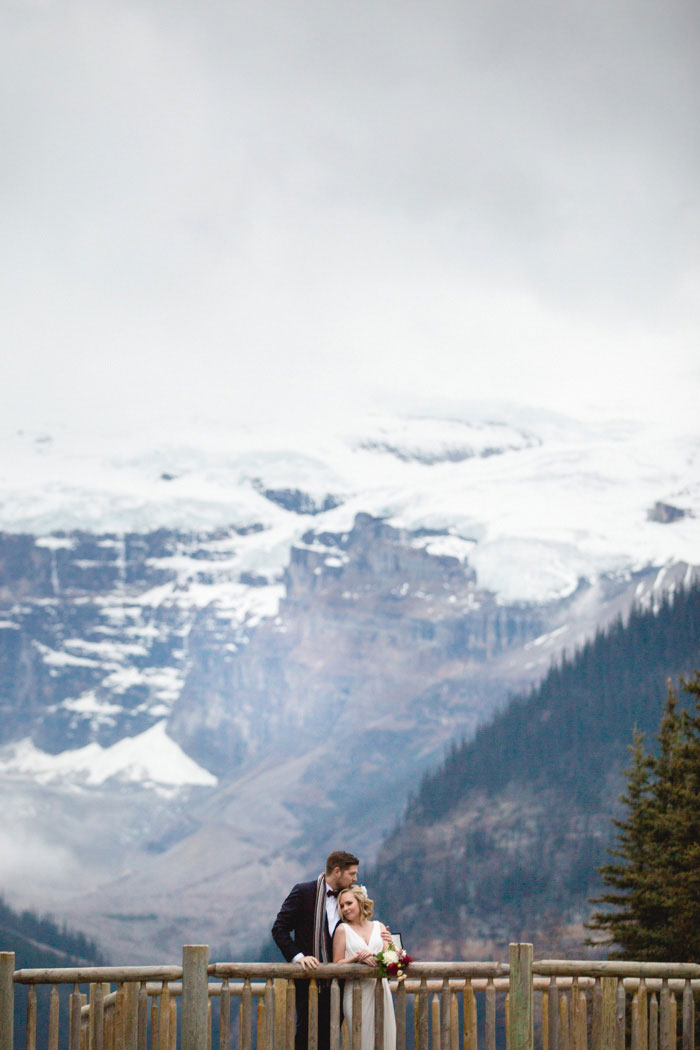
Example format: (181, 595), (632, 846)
(1, 945), (698, 1050)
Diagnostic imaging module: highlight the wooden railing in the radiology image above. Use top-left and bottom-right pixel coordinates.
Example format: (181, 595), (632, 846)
(1, 945), (698, 1050)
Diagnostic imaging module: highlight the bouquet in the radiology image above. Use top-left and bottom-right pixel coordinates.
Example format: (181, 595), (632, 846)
(375, 943), (412, 980)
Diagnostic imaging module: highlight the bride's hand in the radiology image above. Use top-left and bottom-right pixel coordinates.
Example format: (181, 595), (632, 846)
(355, 950), (377, 966)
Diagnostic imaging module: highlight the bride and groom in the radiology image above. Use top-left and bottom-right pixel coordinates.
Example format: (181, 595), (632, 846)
(271, 850), (397, 1050)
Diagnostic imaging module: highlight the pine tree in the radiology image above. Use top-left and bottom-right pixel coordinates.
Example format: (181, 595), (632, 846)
(655, 675), (700, 959)
(587, 672), (700, 960)
(586, 729), (661, 958)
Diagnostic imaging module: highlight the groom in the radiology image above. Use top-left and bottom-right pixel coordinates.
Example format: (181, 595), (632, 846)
(272, 850), (360, 1050)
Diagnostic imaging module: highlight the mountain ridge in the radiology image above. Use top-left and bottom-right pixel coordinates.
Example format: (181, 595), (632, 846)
(0, 408), (698, 960)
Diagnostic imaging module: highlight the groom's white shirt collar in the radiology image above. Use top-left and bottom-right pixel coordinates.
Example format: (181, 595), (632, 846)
(325, 882), (340, 931)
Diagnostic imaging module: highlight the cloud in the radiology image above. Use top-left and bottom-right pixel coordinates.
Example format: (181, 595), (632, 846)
(1, 0), (698, 432)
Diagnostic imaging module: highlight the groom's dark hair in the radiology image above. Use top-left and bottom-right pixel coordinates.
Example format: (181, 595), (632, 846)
(325, 850), (359, 873)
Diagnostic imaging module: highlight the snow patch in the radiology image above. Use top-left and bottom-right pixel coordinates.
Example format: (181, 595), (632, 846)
(469, 539), (588, 604)
(411, 534), (477, 563)
(530, 625), (569, 648)
(101, 665), (184, 701)
(35, 642), (101, 669)
(0, 721), (217, 795)
(34, 536), (76, 550)
(62, 692), (124, 717)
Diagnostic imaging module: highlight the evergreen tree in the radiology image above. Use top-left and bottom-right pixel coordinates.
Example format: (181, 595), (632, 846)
(587, 672), (700, 960)
(656, 674), (700, 959)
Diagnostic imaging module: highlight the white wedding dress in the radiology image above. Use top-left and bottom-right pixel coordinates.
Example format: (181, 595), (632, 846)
(342, 921), (397, 1050)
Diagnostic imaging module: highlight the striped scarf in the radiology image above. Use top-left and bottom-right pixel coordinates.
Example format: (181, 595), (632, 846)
(312, 874), (330, 963)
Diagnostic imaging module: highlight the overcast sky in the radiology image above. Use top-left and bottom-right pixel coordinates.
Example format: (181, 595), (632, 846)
(2, 0), (699, 434)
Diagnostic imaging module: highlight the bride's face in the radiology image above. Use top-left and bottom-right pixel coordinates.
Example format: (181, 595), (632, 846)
(339, 892), (361, 923)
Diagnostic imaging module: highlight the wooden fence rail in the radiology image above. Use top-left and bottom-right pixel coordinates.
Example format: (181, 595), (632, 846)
(1, 945), (698, 1050)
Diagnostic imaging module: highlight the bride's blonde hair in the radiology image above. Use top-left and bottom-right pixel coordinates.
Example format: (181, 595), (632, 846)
(339, 884), (374, 919)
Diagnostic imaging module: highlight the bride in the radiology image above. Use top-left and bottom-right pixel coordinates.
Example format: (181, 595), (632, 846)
(332, 885), (397, 1050)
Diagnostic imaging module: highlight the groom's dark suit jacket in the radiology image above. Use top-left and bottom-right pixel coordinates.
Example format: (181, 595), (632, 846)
(271, 878), (335, 962)
(272, 877), (339, 1050)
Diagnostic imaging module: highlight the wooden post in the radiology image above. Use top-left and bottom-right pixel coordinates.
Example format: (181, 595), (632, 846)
(396, 981), (407, 1050)
(375, 980), (385, 1050)
(285, 980), (296, 1050)
(638, 981), (648, 1050)
(88, 984), (97, 1050)
(413, 990), (419, 1050)
(463, 982), (477, 1050)
(417, 979), (428, 1050)
(182, 945), (210, 1050)
(308, 979), (318, 1050)
(432, 995), (440, 1050)
(601, 978), (617, 1050)
(660, 982), (671, 1050)
(274, 978), (287, 1050)
(559, 993), (569, 1050)
(137, 983), (148, 1050)
(105, 1000), (114, 1050)
(570, 983), (581, 1050)
(159, 984), (170, 1050)
(440, 979), (450, 1050)
(49, 984), (61, 1050)
(272, 974), (287, 1050)
(352, 982), (362, 1050)
(649, 993), (658, 1050)
(576, 990), (588, 1050)
(27, 985), (38, 1050)
(616, 982), (626, 1050)
(123, 981), (139, 1050)
(219, 979), (230, 1050)
(632, 993), (640, 1050)
(396, 978), (407, 1050)
(451, 986), (461, 1050)
(570, 982), (578, 1050)
(330, 978), (341, 1050)
(681, 980), (694, 1050)
(265, 979), (275, 1050)
(592, 981), (602, 1050)
(70, 984), (82, 1050)
(506, 993), (510, 1049)
(258, 998), (267, 1050)
(115, 984), (126, 1050)
(549, 977), (560, 1050)
(450, 992), (459, 1050)
(486, 978), (496, 1050)
(82, 993), (89, 1050)
(0, 952), (14, 1050)
(509, 943), (533, 1050)
(241, 978), (253, 1050)
(151, 996), (161, 1050)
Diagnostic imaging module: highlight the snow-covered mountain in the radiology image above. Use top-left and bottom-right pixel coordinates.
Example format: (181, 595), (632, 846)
(0, 406), (698, 960)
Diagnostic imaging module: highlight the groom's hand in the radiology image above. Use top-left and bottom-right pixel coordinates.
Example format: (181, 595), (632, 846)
(299, 956), (319, 971)
(380, 928), (392, 948)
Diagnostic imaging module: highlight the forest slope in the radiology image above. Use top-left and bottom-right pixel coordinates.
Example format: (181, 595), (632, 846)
(368, 584), (700, 959)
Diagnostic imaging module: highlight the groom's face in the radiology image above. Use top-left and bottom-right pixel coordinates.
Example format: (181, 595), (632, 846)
(328, 865), (358, 891)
